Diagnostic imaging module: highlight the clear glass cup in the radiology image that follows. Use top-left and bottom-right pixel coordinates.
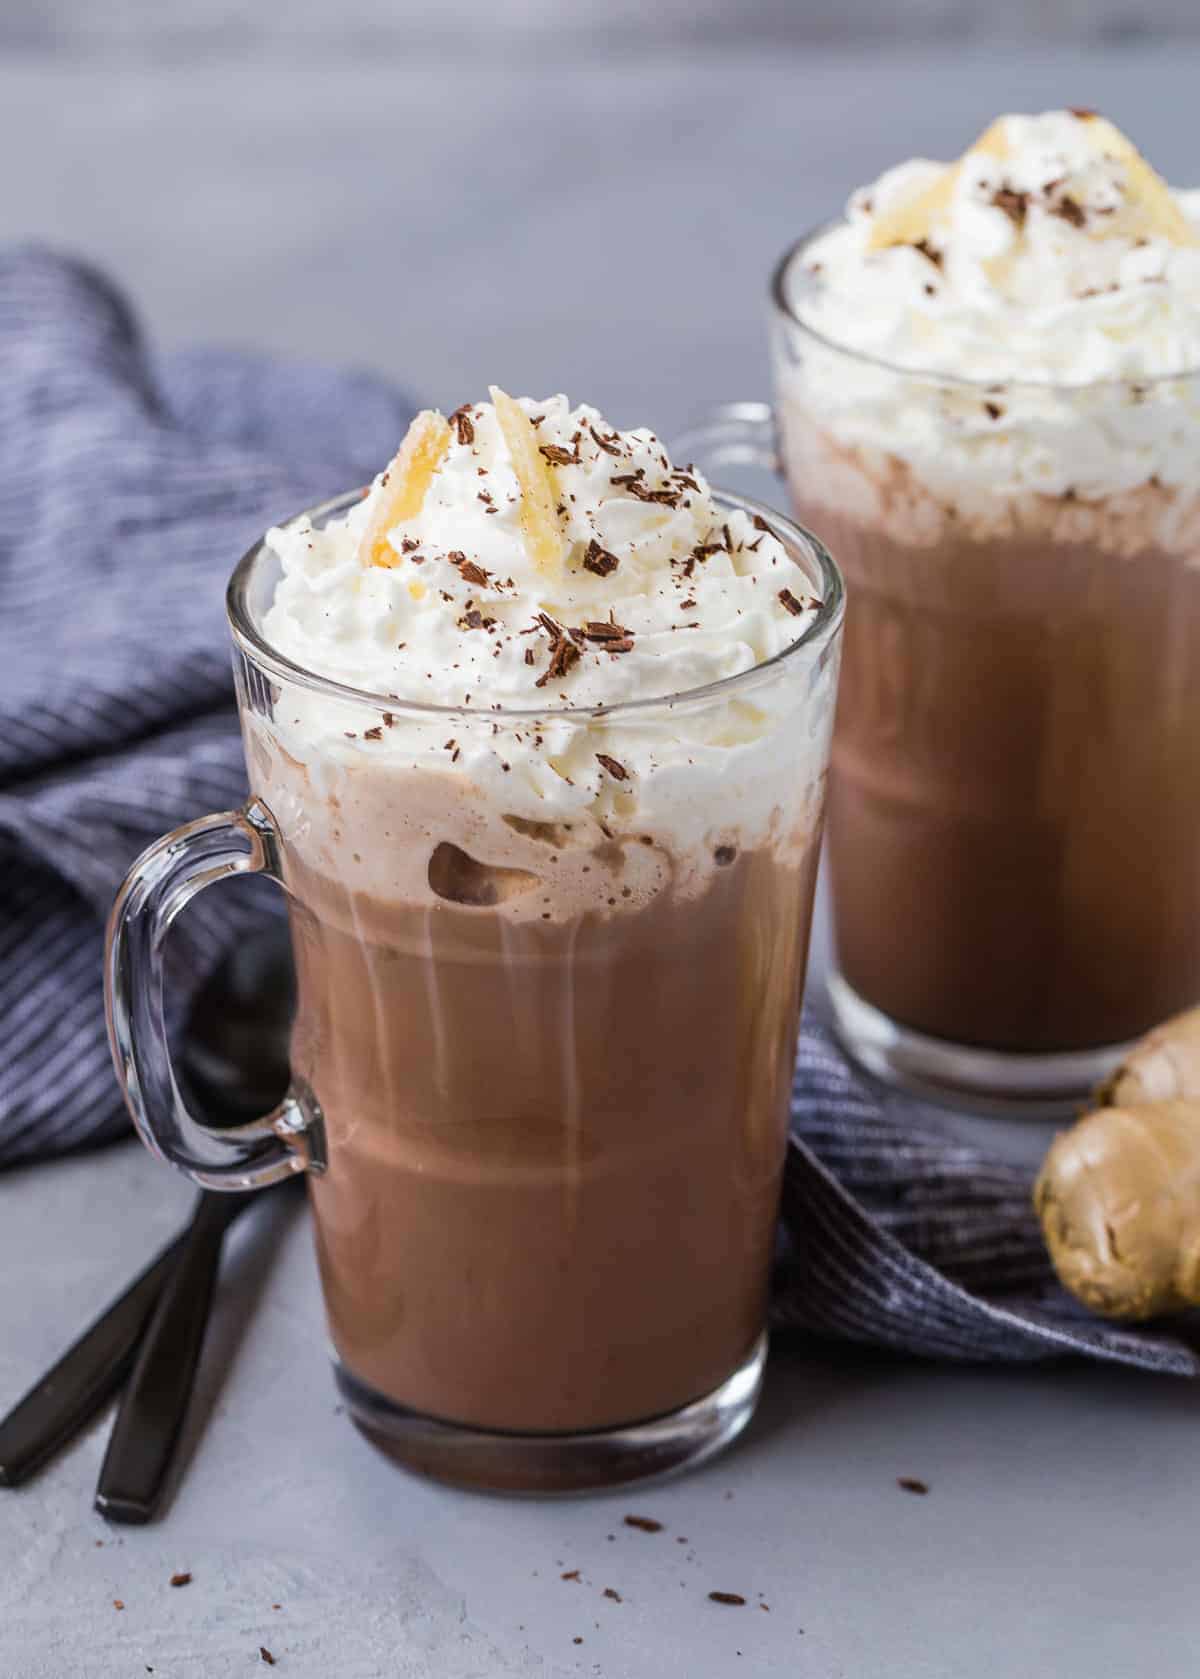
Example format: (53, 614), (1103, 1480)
(105, 486), (843, 1493)
(681, 232), (1200, 1113)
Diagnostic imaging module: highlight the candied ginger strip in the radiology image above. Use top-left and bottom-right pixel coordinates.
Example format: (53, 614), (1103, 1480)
(360, 411), (451, 568)
(489, 386), (564, 574)
(868, 121), (1008, 252)
(1079, 116), (1198, 246)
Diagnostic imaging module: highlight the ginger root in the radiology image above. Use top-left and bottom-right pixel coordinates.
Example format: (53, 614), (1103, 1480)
(1035, 1102), (1200, 1320)
(1097, 1004), (1200, 1107)
(1036, 1007), (1200, 1319)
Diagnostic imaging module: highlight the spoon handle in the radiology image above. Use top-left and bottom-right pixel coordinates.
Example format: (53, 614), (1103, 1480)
(94, 1190), (249, 1524)
(0, 1230), (188, 1488)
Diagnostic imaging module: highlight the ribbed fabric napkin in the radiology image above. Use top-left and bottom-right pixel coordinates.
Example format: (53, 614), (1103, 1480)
(2, 248), (1195, 1377)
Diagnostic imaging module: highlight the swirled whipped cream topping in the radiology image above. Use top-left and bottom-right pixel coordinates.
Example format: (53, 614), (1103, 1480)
(796, 110), (1200, 385)
(783, 112), (1200, 518)
(254, 395), (831, 893)
(264, 393), (815, 709)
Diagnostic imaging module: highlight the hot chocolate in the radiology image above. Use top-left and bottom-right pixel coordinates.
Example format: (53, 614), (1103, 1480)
(244, 391), (840, 1461)
(778, 111), (1200, 1082)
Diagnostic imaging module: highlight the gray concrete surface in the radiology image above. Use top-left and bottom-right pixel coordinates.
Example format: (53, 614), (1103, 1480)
(3, 40), (1200, 1678)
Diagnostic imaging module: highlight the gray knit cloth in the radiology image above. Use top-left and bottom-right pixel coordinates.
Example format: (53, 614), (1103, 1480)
(2, 248), (1195, 1378)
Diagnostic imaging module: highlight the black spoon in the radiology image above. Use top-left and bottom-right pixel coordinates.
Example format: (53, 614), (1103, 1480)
(94, 921), (297, 1522)
(0, 923), (296, 1501)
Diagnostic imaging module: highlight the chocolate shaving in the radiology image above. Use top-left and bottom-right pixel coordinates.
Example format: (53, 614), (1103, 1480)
(692, 541), (725, 560)
(401, 537), (420, 552)
(460, 609), (485, 631)
(583, 538), (619, 577)
(583, 619), (632, 643)
(534, 613), (581, 688)
(898, 1477), (930, 1496)
(778, 588), (806, 616)
(363, 725), (383, 741)
(1069, 106), (1097, 119)
(679, 597), (696, 611)
(611, 472), (679, 507)
(524, 647), (535, 665)
(708, 1592), (746, 1607)
(539, 442), (581, 467)
(449, 405), (475, 446)
(459, 559), (491, 588)
(596, 753), (628, 782)
(751, 514), (772, 534)
(623, 1515), (662, 1532)
(588, 422), (624, 456)
(912, 238), (943, 270)
(991, 186), (1028, 228)
(1050, 194), (1087, 228)
(382, 711), (396, 727)
(984, 401), (1004, 421)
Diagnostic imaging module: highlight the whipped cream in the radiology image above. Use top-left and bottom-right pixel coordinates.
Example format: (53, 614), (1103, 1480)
(797, 110), (1200, 385)
(250, 396), (835, 905)
(264, 395), (813, 709)
(783, 111), (1200, 516)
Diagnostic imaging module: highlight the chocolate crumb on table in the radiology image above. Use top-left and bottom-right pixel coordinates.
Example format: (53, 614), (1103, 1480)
(169, 1572), (192, 1588)
(603, 1587), (622, 1602)
(259, 1648), (276, 1667)
(113, 1600), (125, 1611)
(709, 1591), (747, 1606)
(623, 1514), (663, 1533)
(898, 1476), (930, 1495)
(561, 1569), (581, 1582)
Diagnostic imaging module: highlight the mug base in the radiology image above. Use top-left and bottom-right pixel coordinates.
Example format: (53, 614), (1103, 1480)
(334, 1332), (766, 1496)
(829, 972), (1134, 1117)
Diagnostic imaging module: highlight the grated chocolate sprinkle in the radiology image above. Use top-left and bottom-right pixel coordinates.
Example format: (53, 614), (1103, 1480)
(596, 753), (628, 781)
(991, 186), (1029, 228)
(583, 538), (619, 577)
(1049, 193), (1087, 228)
(539, 442), (581, 467)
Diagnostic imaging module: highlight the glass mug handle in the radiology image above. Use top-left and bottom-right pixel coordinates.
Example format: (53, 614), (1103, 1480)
(671, 401), (780, 477)
(105, 798), (325, 1191)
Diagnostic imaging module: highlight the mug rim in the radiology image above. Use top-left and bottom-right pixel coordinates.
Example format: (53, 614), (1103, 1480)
(226, 485), (844, 724)
(770, 222), (1200, 394)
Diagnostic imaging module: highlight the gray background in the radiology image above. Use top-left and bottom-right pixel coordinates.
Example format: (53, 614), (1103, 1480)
(3, 11), (1200, 1679)
(8, 0), (1200, 49)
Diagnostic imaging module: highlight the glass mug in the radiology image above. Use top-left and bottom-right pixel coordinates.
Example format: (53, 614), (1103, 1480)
(105, 487), (843, 1493)
(680, 233), (1200, 1112)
